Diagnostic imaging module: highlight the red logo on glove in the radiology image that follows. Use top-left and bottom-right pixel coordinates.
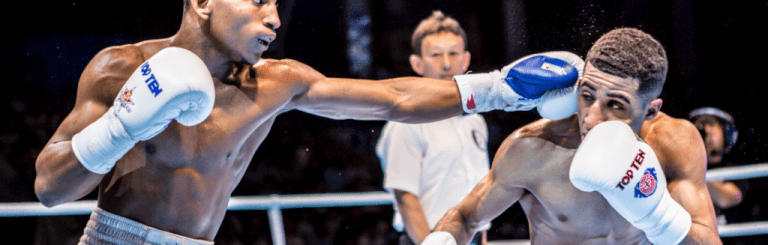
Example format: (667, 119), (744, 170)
(638, 172), (657, 195)
(635, 168), (658, 198)
(466, 95), (476, 110)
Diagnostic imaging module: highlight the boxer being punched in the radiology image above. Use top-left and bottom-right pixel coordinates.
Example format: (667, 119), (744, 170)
(423, 28), (721, 245)
(33, 0), (581, 243)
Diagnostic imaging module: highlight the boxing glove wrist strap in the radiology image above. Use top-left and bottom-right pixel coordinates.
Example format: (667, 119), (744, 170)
(454, 71), (529, 114)
(71, 110), (138, 174)
(633, 191), (692, 245)
(455, 73), (492, 114)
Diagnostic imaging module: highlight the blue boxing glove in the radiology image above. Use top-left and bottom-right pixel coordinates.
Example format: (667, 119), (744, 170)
(505, 55), (579, 99)
(454, 51), (583, 120)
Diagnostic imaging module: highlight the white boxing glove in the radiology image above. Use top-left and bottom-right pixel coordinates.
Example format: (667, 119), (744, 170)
(71, 47), (215, 174)
(570, 121), (691, 244)
(421, 232), (457, 245)
(453, 51), (583, 120)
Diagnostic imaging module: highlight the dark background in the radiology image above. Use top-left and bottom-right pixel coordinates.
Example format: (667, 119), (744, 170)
(1, 0), (767, 244)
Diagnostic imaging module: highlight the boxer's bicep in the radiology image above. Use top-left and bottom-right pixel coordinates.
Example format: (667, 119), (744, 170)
(668, 169), (721, 243)
(35, 48), (138, 206)
(454, 135), (530, 230)
(465, 170), (524, 226)
(58, 46), (144, 141)
(45, 46), (140, 153)
(668, 179), (722, 244)
(660, 121), (720, 243)
(432, 169), (521, 244)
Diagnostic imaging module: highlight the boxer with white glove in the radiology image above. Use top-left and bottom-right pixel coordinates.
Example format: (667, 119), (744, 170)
(71, 47), (215, 174)
(570, 121), (692, 244)
(453, 51), (584, 120)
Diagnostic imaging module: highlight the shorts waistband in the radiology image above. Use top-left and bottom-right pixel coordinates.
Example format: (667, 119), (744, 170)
(78, 207), (213, 245)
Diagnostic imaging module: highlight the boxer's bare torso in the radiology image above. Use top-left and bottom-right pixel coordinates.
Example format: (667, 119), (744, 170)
(496, 115), (649, 244)
(35, 38), (464, 240)
(96, 41), (287, 239)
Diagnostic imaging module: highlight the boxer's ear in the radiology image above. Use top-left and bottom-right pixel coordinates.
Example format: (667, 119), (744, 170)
(191, 0), (211, 20)
(644, 98), (662, 121)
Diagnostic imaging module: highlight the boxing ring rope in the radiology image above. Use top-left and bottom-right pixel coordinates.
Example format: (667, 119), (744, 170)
(2, 163), (768, 244)
(705, 163), (768, 181)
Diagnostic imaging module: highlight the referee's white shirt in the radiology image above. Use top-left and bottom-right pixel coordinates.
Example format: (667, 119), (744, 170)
(377, 114), (491, 231)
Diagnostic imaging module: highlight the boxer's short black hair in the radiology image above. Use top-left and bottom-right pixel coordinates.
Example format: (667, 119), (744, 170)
(586, 28), (668, 104)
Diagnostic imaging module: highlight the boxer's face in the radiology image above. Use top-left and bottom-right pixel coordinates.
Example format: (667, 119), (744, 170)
(410, 32), (470, 81)
(577, 63), (661, 139)
(206, 0), (280, 65)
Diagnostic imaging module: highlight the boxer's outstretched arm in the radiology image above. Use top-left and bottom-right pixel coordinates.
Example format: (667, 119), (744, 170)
(35, 47), (141, 207)
(645, 118), (721, 244)
(268, 58), (464, 122)
(429, 135), (529, 245)
(301, 76), (464, 123)
(274, 53), (583, 122)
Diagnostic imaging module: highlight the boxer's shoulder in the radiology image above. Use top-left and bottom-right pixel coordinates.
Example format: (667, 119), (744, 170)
(253, 58), (288, 71)
(90, 44), (148, 72)
(500, 116), (577, 158)
(253, 58), (322, 81)
(641, 112), (700, 151)
(642, 112), (707, 180)
(492, 117), (576, 182)
(77, 44), (149, 105)
(511, 115), (580, 149)
(90, 38), (175, 76)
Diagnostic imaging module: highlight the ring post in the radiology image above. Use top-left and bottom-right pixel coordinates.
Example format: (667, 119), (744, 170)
(268, 194), (286, 245)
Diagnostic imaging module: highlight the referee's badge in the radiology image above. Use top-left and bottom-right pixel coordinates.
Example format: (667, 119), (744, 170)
(471, 129), (487, 151)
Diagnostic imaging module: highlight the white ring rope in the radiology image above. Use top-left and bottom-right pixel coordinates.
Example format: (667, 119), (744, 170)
(0, 192), (394, 217)
(706, 163), (768, 181)
(719, 221), (768, 237)
(1, 163), (767, 241)
(228, 192), (393, 210)
(0, 200), (95, 217)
